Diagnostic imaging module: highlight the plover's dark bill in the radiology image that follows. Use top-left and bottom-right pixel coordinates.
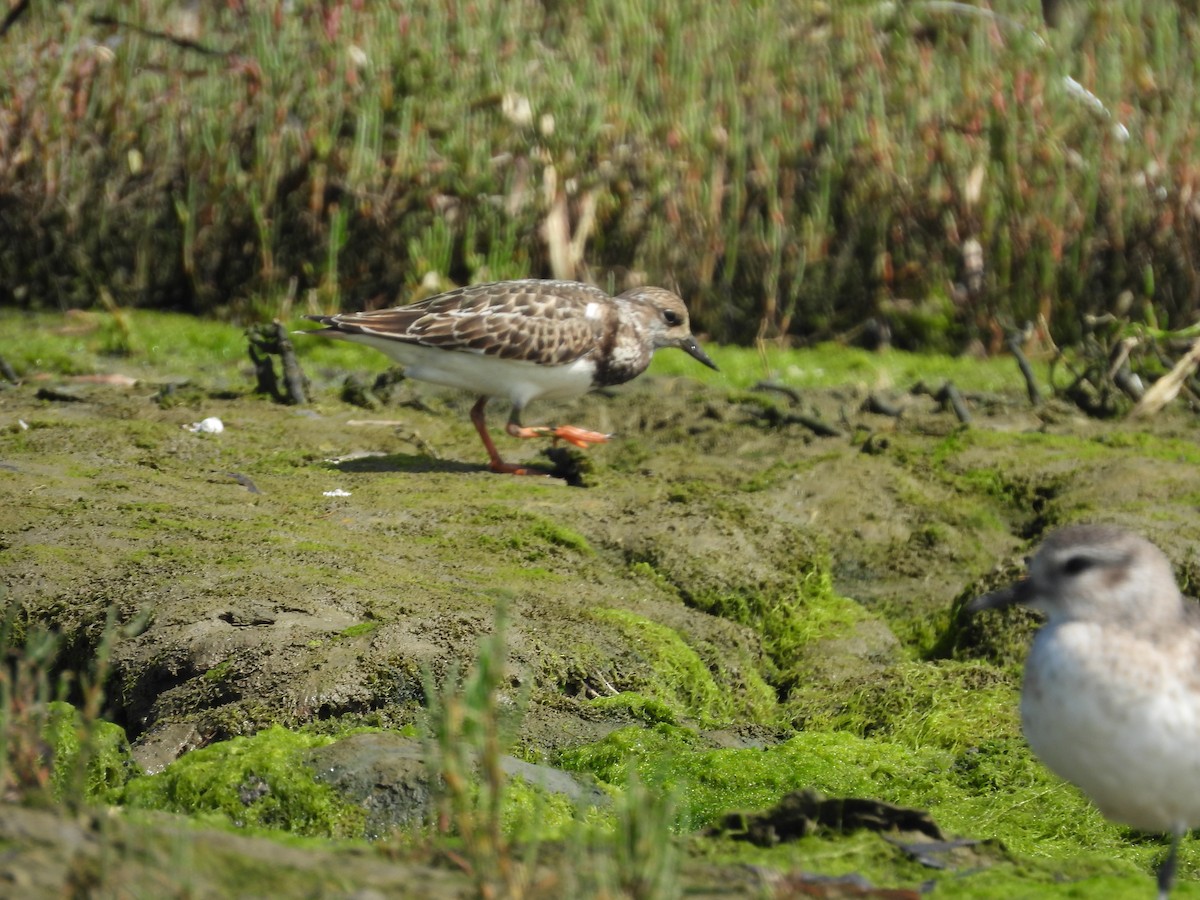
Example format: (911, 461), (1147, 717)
(302, 279), (717, 475)
(970, 524), (1200, 898)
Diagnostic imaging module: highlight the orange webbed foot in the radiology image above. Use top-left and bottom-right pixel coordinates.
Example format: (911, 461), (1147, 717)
(508, 423), (612, 449)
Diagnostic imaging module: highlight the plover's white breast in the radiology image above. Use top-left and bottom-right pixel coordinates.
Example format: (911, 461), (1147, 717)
(1022, 619), (1200, 832)
(970, 524), (1200, 897)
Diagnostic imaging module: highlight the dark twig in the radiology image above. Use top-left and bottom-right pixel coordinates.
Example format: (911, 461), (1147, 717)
(2, 6), (232, 56)
(912, 380), (971, 424)
(86, 14), (230, 58)
(35, 387), (86, 403)
(1006, 333), (1042, 406)
(861, 394), (903, 418)
(274, 321), (309, 405)
(752, 380), (803, 404)
(1107, 337), (1144, 402)
(1111, 364), (1144, 403)
(751, 405), (842, 437)
(246, 326), (282, 401)
(225, 473), (262, 494)
(0, 0), (30, 38)
(789, 412), (842, 437)
(937, 382), (971, 424)
(0, 356), (18, 384)
(246, 322), (309, 405)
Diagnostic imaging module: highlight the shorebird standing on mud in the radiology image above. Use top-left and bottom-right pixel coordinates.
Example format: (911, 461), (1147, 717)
(970, 524), (1200, 899)
(303, 279), (717, 475)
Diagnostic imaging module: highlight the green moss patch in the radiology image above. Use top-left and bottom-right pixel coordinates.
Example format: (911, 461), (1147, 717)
(682, 555), (875, 698)
(122, 727), (363, 838)
(594, 609), (776, 727)
(44, 701), (137, 806)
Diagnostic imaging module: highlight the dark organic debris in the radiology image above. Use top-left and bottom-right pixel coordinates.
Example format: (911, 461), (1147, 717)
(1044, 318), (1200, 419)
(246, 322), (309, 405)
(238, 776), (271, 806)
(861, 433), (890, 455)
(339, 374), (380, 410)
(224, 472), (262, 494)
(543, 445), (591, 488)
(1105, 336), (1144, 403)
(751, 402), (843, 437)
(0, 356), (18, 384)
(34, 386), (86, 403)
(87, 13), (232, 58)
(219, 609), (276, 627)
(714, 787), (946, 847)
(1006, 333), (1042, 406)
(911, 380), (970, 424)
(0, 0), (29, 38)
(790, 411), (842, 437)
(2, 6), (232, 54)
(371, 367), (407, 404)
(753, 379), (804, 404)
(861, 394), (903, 418)
(749, 380), (843, 435)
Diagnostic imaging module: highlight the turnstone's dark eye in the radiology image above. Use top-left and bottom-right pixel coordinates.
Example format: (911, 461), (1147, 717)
(663, 309), (683, 327)
(1062, 555), (1094, 576)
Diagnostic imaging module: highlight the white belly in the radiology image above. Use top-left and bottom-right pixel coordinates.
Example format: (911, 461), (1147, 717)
(328, 335), (597, 410)
(1022, 621), (1200, 831)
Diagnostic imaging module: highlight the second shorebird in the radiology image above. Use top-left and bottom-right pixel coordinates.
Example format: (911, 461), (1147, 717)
(303, 279), (717, 474)
(970, 524), (1200, 899)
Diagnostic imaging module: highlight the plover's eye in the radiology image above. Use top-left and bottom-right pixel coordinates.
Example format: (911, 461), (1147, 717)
(663, 309), (682, 326)
(1062, 555), (1094, 576)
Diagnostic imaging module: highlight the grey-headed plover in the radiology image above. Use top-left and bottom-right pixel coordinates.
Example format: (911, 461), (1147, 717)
(970, 524), (1199, 898)
(304, 279), (717, 474)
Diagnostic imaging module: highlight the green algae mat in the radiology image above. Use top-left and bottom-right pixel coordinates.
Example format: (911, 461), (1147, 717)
(3, 310), (1200, 897)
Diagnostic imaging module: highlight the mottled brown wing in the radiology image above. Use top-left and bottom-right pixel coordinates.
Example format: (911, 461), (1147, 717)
(312, 281), (609, 366)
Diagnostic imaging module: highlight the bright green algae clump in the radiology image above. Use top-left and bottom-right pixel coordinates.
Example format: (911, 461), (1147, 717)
(121, 726), (362, 838)
(593, 609), (777, 727)
(43, 700), (138, 805)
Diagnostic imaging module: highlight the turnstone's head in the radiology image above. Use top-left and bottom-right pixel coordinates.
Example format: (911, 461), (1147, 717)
(616, 287), (718, 372)
(968, 525), (1183, 628)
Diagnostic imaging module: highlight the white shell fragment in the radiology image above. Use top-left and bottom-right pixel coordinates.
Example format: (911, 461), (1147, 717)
(184, 417), (224, 434)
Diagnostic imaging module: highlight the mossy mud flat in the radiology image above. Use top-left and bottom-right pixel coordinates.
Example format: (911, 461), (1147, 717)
(4, 311), (1200, 897)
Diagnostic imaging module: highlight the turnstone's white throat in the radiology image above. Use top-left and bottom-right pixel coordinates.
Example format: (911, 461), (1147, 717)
(970, 524), (1200, 899)
(303, 279), (718, 474)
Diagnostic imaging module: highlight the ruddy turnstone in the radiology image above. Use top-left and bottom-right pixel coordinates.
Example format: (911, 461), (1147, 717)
(969, 525), (1200, 898)
(303, 279), (717, 474)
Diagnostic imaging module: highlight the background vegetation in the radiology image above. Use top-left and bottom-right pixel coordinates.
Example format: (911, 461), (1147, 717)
(4, 0), (1200, 350)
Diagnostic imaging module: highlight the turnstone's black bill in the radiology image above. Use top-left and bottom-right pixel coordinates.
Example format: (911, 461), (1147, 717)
(302, 279), (717, 475)
(970, 525), (1200, 899)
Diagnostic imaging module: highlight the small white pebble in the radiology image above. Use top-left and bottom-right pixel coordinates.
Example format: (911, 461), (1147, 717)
(323, 488), (352, 498)
(185, 417), (224, 434)
(502, 92), (533, 127)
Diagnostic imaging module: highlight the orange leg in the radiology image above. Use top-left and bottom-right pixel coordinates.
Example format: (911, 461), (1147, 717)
(470, 397), (547, 476)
